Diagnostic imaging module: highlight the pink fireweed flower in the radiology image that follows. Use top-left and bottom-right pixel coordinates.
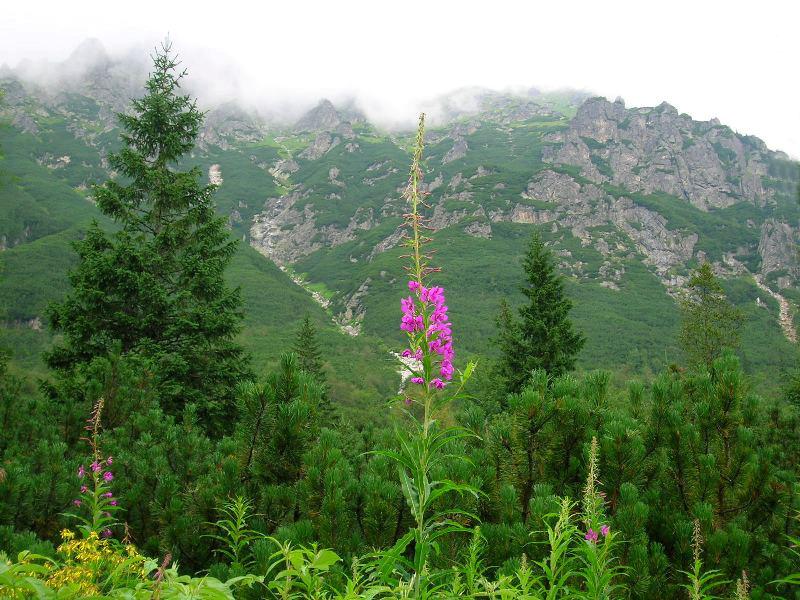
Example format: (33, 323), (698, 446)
(77, 465), (86, 479)
(110, 500), (118, 506)
(585, 528), (599, 543)
(410, 377), (425, 385)
(80, 485), (88, 494)
(90, 461), (101, 473)
(102, 492), (113, 498)
(400, 281), (455, 387)
(103, 471), (114, 482)
(601, 524), (610, 536)
(106, 456), (113, 465)
(73, 499), (82, 507)
(101, 528), (112, 538)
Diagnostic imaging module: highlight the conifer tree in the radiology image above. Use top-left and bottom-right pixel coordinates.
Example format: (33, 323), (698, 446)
(678, 262), (743, 369)
(495, 231), (585, 393)
(293, 314), (325, 386)
(45, 42), (248, 435)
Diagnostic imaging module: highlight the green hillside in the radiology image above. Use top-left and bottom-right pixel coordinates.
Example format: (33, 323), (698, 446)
(1, 71), (798, 401)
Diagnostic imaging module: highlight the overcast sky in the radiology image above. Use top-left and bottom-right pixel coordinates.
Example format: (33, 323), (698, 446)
(2, 0), (798, 156)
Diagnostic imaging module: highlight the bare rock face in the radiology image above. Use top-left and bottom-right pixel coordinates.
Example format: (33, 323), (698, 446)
(523, 169), (581, 203)
(508, 205), (557, 224)
(608, 198), (698, 277)
(368, 228), (405, 261)
(208, 164), (223, 186)
(464, 220), (492, 238)
(543, 97), (777, 211)
(200, 103), (266, 150)
(268, 158), (300, 182)
(336, 278), (371, 336)
(295, 99), (343, 132)
(250, 190), (379, 265)
(443, 137), (468, 164)
(759, 219), (799, 276)
(250, 191), (319, 265)
(12, 112), (38, 134)
(508, 170), (700, 288)
(300, 132), (340, 160)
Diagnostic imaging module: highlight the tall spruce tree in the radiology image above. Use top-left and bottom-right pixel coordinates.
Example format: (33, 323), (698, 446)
(293, 314), (325, 385)
(45, 43), (248, 435)
(495, 231), (585, 393)
(678, 262), (743, 369)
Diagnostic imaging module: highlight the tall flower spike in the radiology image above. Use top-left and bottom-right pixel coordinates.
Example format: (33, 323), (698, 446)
(692, 519), (703, 565)
(399, 113), (455, 390)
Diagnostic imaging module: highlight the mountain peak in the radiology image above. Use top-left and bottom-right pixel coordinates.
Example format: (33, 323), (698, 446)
(65, 38), (111, 72)
(295, 98), (343, 132)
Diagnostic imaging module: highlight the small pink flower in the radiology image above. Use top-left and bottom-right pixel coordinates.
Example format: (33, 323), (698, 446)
(102, 492), (113, 498)
(73, 499), (82, 507)
(410, 377), (424, 385)
(90, 461), (101, 473)
(110, 500), (118, 506)
(585, 528), (598, 543)
(600, 524), (610, 536)
(106, 456), (113, 465)
(80, 485), (88, 494)
(408, 280), (420, 291)
(77, 465), (86, 479)
(431, 378), (445, 389)
(101, 529), (112, 538)
(103, 471), (114, 482)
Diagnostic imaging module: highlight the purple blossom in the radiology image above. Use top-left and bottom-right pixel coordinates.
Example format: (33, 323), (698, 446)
(400, 281), (456, 388)
(80, 485), (88, 494)
(600, 524), (610, 536)
(585, 528), (598, 543)
(101, 529), (112, 538)
(90, 461), (101, 473)
(77, 465), (86, 479)
(102, 492), (113, 498)
(73, 499), (82, 507)
(103, 471), (114, 482)
(106, 456), (113, 465)
(110, 500), (118, 506)
(410, 377), (425, 385)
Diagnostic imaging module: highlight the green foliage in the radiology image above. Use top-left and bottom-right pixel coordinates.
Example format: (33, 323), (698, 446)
(495, 231), (586, 393)
(203, 496), (263, 570)
(679, 521), (730, 600)
(679, 263), (743, 368)
(293, 314), (326, 388)
(2, 42), (800, 600)
(44, 44), (250, 435)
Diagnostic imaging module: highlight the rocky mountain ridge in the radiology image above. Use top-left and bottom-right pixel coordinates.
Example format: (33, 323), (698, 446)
(1, 43), (798, 365)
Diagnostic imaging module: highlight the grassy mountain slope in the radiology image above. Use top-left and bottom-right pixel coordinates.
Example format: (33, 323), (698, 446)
(1, 56), (798, 401)
(0, 107), (397, 422)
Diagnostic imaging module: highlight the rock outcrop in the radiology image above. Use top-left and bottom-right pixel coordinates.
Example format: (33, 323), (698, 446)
(543, 97), (776, 211)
